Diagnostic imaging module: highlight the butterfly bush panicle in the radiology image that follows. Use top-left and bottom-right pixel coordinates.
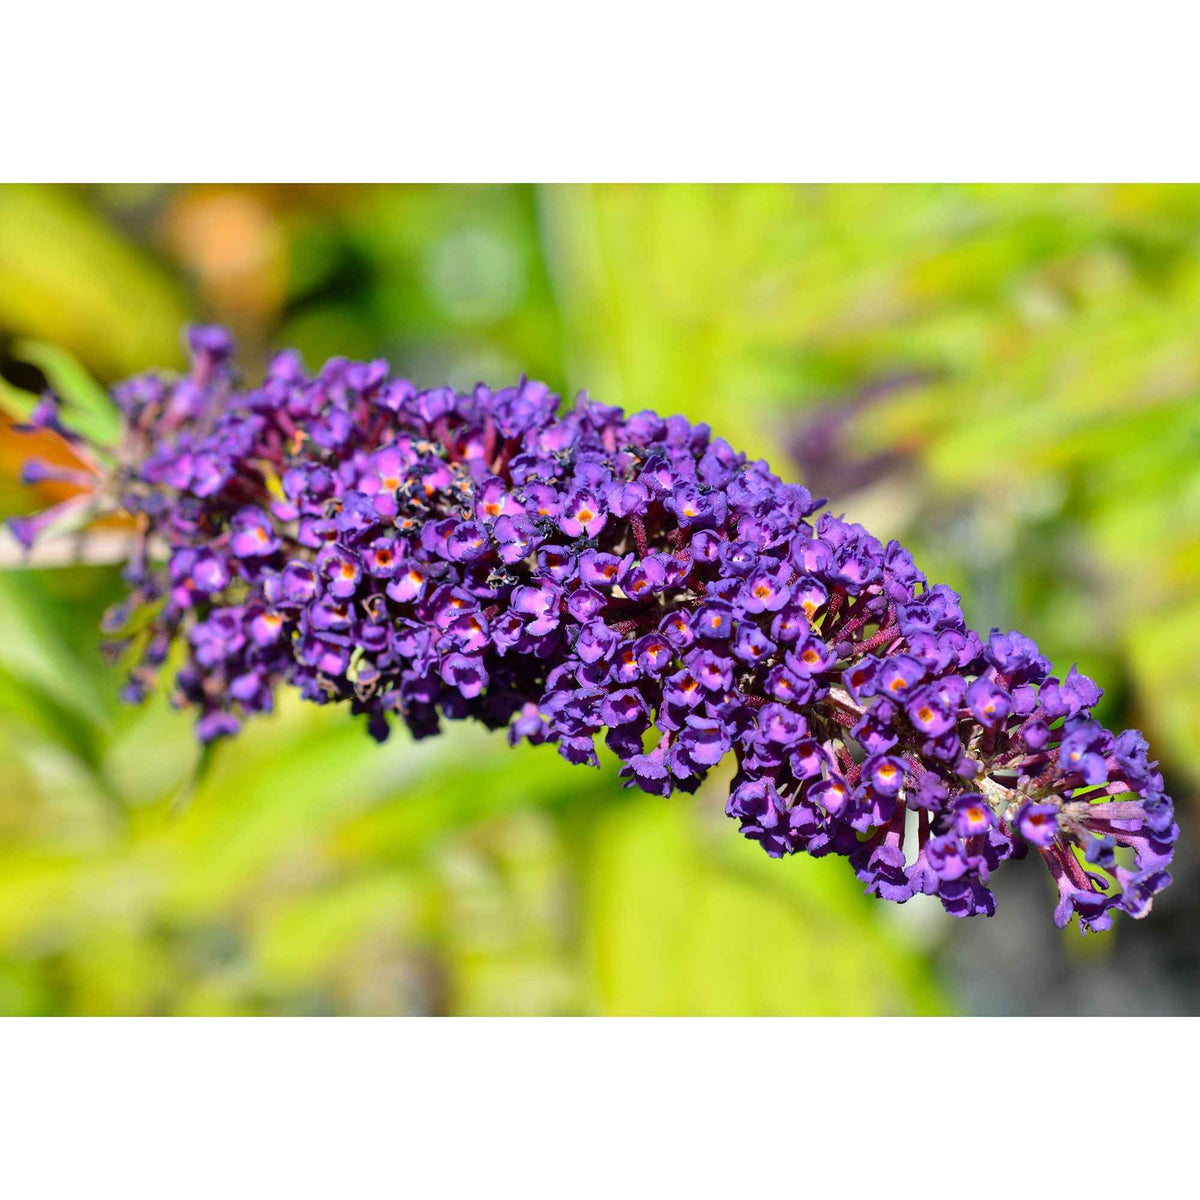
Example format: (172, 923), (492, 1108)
(11, 327), (1178, 933)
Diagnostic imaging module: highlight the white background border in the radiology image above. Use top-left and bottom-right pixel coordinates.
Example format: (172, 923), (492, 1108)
(4, 4), (1198, 181)
(2, 3), (1196, 1191)
(1, 1017), (1193, 1192)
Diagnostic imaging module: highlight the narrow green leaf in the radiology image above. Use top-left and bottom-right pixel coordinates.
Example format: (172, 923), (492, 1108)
(13, 340), (122, 447)
(169, 741), (218, 819)
(584, 793), (948, 1015)
(0, 375), (38, 423)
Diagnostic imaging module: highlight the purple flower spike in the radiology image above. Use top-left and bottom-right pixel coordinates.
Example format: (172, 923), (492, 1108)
(11, 325), (1176, 936)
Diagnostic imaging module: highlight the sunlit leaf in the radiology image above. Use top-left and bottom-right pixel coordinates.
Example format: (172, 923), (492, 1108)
(585, 793), (946, 1015)
(0, 185), (187, 379)
(13, 340), (122, 447)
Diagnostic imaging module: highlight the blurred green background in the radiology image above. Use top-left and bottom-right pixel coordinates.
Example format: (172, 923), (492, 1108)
(0, 183), (1196, 1015)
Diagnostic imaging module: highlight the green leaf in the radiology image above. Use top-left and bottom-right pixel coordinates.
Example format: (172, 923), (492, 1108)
(13, 340), (121, 447)
(0, 660), (102, 768)
(0, 571), (112, 732)
(0, 185), (187, 379)
(0, 375), (37, 423)
(584, 793), (948, 1015)
(1127, 597), (1200, 790)
(168, 740), (218, 819)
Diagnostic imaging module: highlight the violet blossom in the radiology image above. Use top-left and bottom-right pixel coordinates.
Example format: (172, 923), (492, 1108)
(9, 326), (1178, 934)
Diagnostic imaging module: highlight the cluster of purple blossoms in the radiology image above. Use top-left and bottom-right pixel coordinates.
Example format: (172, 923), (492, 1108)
(11, 327), (1178, 933)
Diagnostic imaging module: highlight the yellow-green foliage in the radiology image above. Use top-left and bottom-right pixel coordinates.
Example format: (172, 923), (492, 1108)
(1, 184), (1195, 1014)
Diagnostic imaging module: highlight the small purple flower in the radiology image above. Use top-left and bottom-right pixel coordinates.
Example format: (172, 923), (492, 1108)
(659, 610), (695, 651)
(579, 549), (626, 588)
(694, 601), (734, 640)
(732, 622), (774, 664)
(765, 662), (814, 706)
(864, 754), (906, 797)
(622, 556), (668, 599)
(281, 560), (319, 604)
(861, 841), (913, 903)
(634, 634), (673, 675)
(363, 538), (402, 578)
(810, 776), (852, 821)
(537, 545), (577, 584)
(794, 579), (828, 622)
(494, 515), (541, 565)
(512, 581), (562, 637)
(842, 658), (879, 704)
(576, 621), (618, 664)
(196, 710), (241, 743)
(559, 490), (606, 539)
(441, 653), (488, 699)
(726, 776), (782, 821)
(664, 668), (705, 709)
(1058, 718), (1109, 786)
(249, 608), (286, 646)
(192, 551), (230, 593)
(386, 562), (429, 604)
(905, 688), (955, 737)
(954, 795), (995, 839)
(187, 323), (235, 363)
(788, 634), (836, 677)
(985, 628), (1050, 681)
(665, 484), (717, 528)
(1017, 802), (1059, 847)
(600, 687), (649, 729)
(680, 715), (731, 767)
(447, 612), (490, 654)
(789, 739), (828, 781)
(878, 655), (924, 699)
(966, 676), (1012, 729)
(229, 507), (280, 557)
(475, 477), (520, 522)
(567, 587), (606, 623)
(740, 564), (792, 613)
(319, 549), (362, 599)
(926, 832), (971, 881)
(758, 703), (807, 747)
(447, 520), (490, 562)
